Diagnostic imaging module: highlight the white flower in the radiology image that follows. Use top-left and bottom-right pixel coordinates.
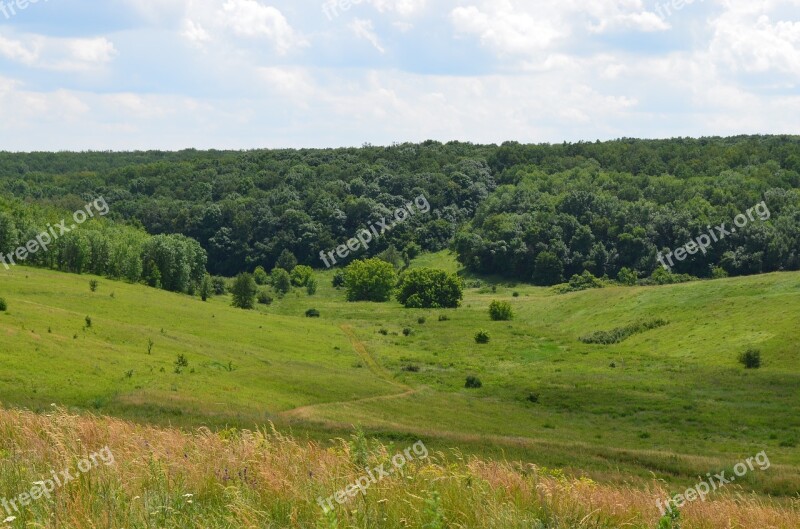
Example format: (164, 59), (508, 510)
(183, 493), (194, 498)
(3, 516), (16, 523)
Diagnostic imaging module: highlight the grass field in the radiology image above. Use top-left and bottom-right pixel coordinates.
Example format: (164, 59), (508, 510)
(1, 252), (799, 501)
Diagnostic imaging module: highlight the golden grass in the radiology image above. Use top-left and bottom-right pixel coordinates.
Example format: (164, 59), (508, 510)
(0, 407), (797, 529)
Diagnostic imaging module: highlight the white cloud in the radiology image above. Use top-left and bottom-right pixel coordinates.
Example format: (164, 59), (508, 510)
(219, 0), (307, 53)
(182, 20), (211, 46)
(0, 32), (116, 71)
(349, 18), (385, 53)
(709, 5), (800, 76)
(370, 0), (426, 16)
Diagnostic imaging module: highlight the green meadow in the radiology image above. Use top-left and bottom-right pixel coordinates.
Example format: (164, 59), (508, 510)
(1, 252), (799, 496)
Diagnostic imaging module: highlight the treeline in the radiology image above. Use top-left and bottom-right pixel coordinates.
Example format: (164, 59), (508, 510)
(1, 135), (799, 284)
(0, 197), (206, 293)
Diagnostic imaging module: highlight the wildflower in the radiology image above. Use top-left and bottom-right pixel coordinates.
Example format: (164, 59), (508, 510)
(3, 516), (16, 523)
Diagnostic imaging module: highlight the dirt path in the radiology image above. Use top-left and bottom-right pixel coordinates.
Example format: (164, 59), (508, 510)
(279, 324), (415, 420)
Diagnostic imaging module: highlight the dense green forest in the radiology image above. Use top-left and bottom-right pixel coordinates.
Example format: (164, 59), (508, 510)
(1, 136), (799, 285)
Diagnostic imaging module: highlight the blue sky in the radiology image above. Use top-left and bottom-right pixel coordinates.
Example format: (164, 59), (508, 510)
(0, 0), (798, 150)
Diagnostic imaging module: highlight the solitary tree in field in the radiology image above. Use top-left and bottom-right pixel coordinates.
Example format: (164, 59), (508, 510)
(396, 268), (463, 308)
(199, 273), (212, 301)
(271, 267), (292, 295)
(344, 258), (398, 302)
(231, 273), (257, 309)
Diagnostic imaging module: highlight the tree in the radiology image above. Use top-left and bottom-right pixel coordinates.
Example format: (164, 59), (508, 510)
(271, 267), (292, 295)
(306, 277), (318, 295)
(396, 268), (463, 308)
(253, 266), (269, 285)
(199, 273), (212, 301)
(231, 273), (257, 309)
(617, 267), (638, 286)
(532, 252), (563, 286)
(290, 265), (314, 287)
(344, 258), (398, 302)
(275, 249), (298, 272)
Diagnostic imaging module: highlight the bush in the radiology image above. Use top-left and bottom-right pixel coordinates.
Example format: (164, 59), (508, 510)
(580, 319), (668, 345)
(402, 328), (412, 336)
(231, 273), (258, 309)
(438, 314), (449, 322)
(396, 268), (463, 308)
(199, 273), (212, 301)
(527, 393), (539, 403)
(378, 329), (388, 335)
(711, 266), (729, 279)
(554, 271), (606, 294)
(290, 265), (314, 287)
(305, 309), (321, 318)
(465, 376), (483, 389)
(257, 291), (273, 305)
(0, 298), (6, 311)
(332, 270), (346, 288)
(253, 266), (269, 285)
(271, 268), (292, 296)
(344, 259), (398, 302)
(306, 277), (318, 295)
(488, 300), (514, 321)
(402, 365), (420, 372)
(739, 348), (762, 369)
(89, 280), (99, 292)
(211, 276), (227, 295)
(85, 316), (92, 328)
(418, 317), (426, 324)
(512, 291), (520, 297)
(175, 354), (189, 368)
(474, 330), (490, 344)
(617, 267), (638, 286)
(275, 249), (298, 272)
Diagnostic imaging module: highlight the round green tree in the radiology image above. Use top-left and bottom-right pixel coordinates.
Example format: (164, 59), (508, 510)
(344, 258), (398, 302)
(396, 268), (463, 309)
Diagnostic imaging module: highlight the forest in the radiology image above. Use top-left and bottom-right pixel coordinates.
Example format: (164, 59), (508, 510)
(1, 135), (798, 287)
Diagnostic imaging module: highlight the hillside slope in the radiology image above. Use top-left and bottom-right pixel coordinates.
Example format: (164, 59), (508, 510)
(1, 256), (799, 496)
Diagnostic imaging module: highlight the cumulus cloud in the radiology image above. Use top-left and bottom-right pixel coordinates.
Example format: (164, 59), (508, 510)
(0, 32), (116, 71)
(349, 19), (386, 53)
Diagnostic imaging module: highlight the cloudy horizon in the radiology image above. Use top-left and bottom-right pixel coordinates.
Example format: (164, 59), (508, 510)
(0, 0), (798, 151)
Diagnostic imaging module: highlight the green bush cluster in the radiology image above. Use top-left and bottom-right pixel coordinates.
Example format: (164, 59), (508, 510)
(580, 319), (668, 345)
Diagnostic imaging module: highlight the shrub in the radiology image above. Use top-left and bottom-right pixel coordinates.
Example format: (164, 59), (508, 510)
(617, 267), (638, 286)
(474, 330), (490, 344)
(402, 328), (412, 336)
(465, 376), (483, 389)
(290, 265), (314, 287)
(378, 329), (388, 335)
(231, 273), (258, 309)
(554, 271), (606, 294)
(527, 393), (539, 403)
(711, 266), (729, 279)
(199, 273), (212, 301)
(402, 365), (420, 372)
(580, 319), (668, 345)
(271, 268), (292, 296)
(0, 298), (6, 311)
(305, 309), (321, 318)
(438, 314), (449, 322)
(85, 316), (92, 328)
(488, 300), (514, 321)
(332, 270), (346, 288)
(512, 291), (520, 297)
(89, 280), (99, 292)
(418, 317), (426, 324)
(344, 259), (398, 302)
(253, 266), (269, 285)
(175, 354), (189, 368)
(396, 268), (463, 308)
(306, 277), (318, 295)
(257, 291), (273, 305)
(211, 276), (227, 295)
(275, 249), (298, 272)
(739, 348), (762, 369)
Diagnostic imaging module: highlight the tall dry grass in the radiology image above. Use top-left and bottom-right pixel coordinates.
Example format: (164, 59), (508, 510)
(0, 407), (797, 528)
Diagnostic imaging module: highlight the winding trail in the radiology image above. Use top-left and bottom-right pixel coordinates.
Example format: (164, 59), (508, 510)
(279, 325), (416, 420)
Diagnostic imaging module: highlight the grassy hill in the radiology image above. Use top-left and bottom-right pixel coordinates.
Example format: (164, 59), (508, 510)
(1, 253), (799, 499)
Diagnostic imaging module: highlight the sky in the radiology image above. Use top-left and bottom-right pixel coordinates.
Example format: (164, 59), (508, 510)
(0, 0), (798, 151)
